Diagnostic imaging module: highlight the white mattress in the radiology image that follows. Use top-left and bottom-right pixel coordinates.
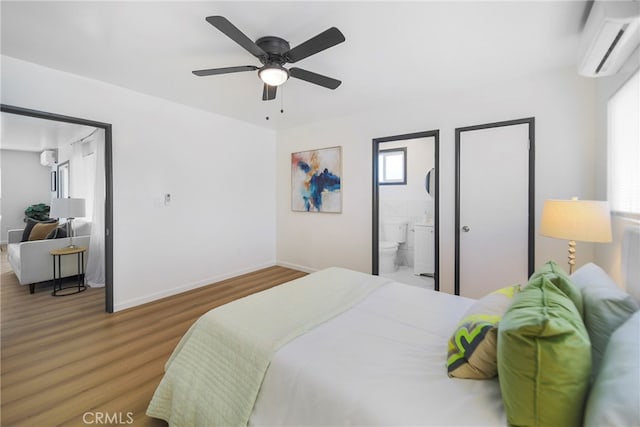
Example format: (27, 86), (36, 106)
(250, 282), (506, 426)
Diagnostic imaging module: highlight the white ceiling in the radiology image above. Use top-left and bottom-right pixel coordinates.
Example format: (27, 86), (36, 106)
(1, 112), (96, 152)
(1, 1), (589, 130)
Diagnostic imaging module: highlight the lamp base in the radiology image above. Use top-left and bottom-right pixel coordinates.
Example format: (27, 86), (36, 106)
(567, 240), (576, 274)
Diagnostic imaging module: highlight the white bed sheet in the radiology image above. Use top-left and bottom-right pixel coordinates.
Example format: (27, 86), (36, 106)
(250, 282), (506, 426)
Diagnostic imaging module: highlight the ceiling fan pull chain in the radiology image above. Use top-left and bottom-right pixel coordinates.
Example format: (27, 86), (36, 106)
(280, 86), (285, 114)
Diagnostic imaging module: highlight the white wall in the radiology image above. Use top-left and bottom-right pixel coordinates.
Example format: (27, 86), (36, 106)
(1, 55), (602, 302)
(1, 55), (277, 310)
(276, 67), (597, 294)
(0, 149), (52, 242)
(594, 47), (640, 286)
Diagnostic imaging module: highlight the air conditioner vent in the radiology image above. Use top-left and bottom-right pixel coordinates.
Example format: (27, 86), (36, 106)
(578, 1), (640, 77)
(596, 24), (628, 74)
(40, 150), (56, 167)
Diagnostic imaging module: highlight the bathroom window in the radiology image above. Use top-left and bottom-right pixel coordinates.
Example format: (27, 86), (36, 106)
(379, 148), (407, 185)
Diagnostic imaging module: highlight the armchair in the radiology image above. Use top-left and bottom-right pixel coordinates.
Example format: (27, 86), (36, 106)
(7, 227), (90, 294)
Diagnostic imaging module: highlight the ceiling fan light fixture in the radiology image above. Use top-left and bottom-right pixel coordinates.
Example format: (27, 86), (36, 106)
(259, 64), (289, 86)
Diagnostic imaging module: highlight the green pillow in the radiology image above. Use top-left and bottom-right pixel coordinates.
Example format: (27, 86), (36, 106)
(571, 263), (640, 377)
(447, 284), (520, 379)
(498, 275), (591, 427)
(529, 260), (583, 316)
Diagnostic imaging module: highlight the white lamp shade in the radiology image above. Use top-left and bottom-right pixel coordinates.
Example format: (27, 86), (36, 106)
(540, 199), (612, 243)
(50, 198), (86, 219)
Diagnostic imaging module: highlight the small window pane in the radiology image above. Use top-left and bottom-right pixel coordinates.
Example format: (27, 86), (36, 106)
(385, 154), (404, 180)
(379, 148), (406, 185)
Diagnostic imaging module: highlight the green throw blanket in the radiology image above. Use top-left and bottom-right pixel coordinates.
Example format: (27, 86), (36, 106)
(146, 267), (391, 426)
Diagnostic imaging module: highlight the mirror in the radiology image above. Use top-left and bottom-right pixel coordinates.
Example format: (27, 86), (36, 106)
(425, 167), (435, 197)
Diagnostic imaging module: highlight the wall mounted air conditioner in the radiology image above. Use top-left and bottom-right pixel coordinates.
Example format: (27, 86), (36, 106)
(40, 150), (57, 167)
(578, 0), (640, 77)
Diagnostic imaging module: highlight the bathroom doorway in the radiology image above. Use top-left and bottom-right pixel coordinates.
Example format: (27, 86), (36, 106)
(372, 130), (439, 291)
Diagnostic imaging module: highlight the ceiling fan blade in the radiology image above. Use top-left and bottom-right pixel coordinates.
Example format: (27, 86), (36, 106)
(262, 84), (277, 101)
(289, 68), (341, 89)
(205, 16), (266, 58)
(286, 27), (345, 63)
(192, 65), (258, 77)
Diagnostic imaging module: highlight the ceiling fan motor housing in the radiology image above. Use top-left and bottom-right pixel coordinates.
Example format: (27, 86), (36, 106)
(255, 36), (290, 65)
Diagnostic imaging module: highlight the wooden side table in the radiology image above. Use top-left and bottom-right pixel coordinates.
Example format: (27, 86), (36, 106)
(50, 246), (87, 296)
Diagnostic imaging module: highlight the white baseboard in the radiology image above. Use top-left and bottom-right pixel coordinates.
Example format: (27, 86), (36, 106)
(113, 261), (277, 312)
(275, 261), (317, 274)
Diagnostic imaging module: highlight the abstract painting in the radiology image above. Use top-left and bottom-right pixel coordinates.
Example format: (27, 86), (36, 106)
(291, 146), (342, 213)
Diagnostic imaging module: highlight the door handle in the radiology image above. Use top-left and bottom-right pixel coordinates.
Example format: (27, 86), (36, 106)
(462, 226), (470, 232)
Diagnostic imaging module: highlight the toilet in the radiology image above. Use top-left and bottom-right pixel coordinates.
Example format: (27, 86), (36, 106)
(379, 220), (408, 274)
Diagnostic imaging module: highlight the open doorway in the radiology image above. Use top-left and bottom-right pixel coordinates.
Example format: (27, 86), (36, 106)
(372, 130), (439, 291)
(1, 104), (113, 312)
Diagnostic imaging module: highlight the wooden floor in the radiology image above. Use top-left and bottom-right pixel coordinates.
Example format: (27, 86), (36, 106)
(0, 250), (306, 426)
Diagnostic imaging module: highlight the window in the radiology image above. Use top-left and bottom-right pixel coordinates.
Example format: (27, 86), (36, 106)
(378, 148), (407, 185)
(608, 68), (640, 216)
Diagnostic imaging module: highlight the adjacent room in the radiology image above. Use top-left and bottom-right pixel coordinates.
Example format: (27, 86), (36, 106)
(1, 1), (638, 426)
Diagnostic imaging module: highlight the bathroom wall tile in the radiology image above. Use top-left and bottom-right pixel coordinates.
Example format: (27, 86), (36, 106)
(408, 199), (428, 220)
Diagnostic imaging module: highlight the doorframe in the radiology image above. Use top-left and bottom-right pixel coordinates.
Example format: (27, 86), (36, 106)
(1, 104), (114, 313)
(454, 117), (535, 296)
(372, 130), (440, 291)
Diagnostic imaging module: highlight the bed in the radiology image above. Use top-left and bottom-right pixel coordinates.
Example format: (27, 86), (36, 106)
(147, 226), (640, 427)
(250, 279), (505, 426)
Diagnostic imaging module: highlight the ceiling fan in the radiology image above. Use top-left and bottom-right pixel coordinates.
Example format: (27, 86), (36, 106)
(193, 16), (345, 101)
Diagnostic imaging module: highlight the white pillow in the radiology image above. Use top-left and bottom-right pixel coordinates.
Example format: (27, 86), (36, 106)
(583, 311), (640, 426)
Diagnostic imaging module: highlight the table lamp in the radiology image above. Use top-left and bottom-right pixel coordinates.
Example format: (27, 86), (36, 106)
(540, 198), (612, 274)
(50, 198), (86, 248)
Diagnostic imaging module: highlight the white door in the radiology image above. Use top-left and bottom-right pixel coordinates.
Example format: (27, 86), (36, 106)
(458, 122), (531, 299)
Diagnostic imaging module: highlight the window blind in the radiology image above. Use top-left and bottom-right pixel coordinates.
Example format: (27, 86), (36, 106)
(607, 68), (640, 215)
